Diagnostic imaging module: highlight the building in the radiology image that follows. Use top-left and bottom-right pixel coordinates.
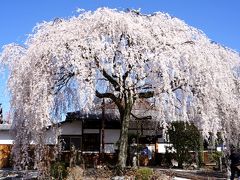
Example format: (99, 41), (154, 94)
(52, 111), (166, 166)
(66, 112), (163, 145)
(0, 112), (218, 168)
(0, 124), (13, 168)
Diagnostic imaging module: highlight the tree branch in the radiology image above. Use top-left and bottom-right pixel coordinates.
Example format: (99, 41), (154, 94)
(96, 90), (117, 100)
(94, 57), (120, 91)
(95, 90), (123, 111)
(138, 91), (154, 98)
(52, 71), (75, 94)
(182, 40), (195, 45)
(102, 69), (120, 91)
(170, 78), (186, 92)
(131, 113), (152, 120)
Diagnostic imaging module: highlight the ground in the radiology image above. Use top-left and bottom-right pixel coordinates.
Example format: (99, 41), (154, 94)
(0, 167), (229, 180)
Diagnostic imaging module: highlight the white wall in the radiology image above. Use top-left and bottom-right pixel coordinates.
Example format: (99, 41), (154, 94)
(103, 129), (120, 153)
(44, 129), (58, 145)
(156, 143), (174, 153)
(44, 121), (82, 144)
(0, 130), (13, 144)
(83, 129), (99, 134)
(104, 144), (118, 153)
(142, 130), (158, 136)
(104, 129), (120, 143)
(60, 121), (82, 135)
(128, 129), (157, 136)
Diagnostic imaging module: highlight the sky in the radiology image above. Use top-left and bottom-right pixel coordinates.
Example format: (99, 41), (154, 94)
(0, 0), (239, 118)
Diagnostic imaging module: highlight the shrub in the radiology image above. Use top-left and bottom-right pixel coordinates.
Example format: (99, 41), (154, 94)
(50, 161), (68, 179)
(66, 166), (84, 180)
(151, 170), (172, 180)
(210, 151), (223, 162)
(167, 121), (201, 168)
(135, 167), (153, 180)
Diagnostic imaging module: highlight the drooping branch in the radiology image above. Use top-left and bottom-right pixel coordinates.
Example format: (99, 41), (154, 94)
(138, 78), (184, 98)
(52, 71), (75, 94)
(137, 75), (185, 98)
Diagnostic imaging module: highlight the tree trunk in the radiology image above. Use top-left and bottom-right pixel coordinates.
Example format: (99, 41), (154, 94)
(117, 107), (131, 173)
(177, 153), (184, 169)
(178, 159), (183, 169)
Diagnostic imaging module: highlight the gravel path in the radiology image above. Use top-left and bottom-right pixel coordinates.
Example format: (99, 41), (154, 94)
(0, 169), (37, 180)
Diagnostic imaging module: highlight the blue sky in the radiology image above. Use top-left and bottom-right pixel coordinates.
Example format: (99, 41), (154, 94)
(0, 0), (239, 116)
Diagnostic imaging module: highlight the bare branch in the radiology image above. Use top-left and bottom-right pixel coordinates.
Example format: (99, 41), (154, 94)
(138, 91), (154, 98)
(102, 69), (120, 91)
(94, 57), (120, 91)
(182, 40), (195, 45)
(170, 78), (186, 92)
(95, 90), (123, 111)
(131, 113), (152, 120)
(96, 90), (117, 100)
(52, 71), (75, 94)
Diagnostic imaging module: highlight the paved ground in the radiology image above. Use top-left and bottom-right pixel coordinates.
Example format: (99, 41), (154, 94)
(0, 168), (229, 179)
(156, 168), (228, 180)
(0, 169), (37, 180)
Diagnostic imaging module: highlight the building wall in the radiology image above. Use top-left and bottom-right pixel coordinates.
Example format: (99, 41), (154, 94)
(104, 129), (120, 143)
(44, 128), (58, 145)
(103, 129), (119, 153)
(48, 121), (164, 154)
(0, 144), (11, 168)
(128, 129), (158, 136)
(83, 129), (99, 134)
(61, 121), (82, 135)
(0, 129), (12, 168)
(0, 130), (13, 145)
(44, 121), (83, 144)
(103, 129), (162, 143)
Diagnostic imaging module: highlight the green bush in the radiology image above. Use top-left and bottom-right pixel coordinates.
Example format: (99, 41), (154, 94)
(167, 121), (201, 168)
(50, 161), (68, 179)
(210, 151), (223, 162)
(135, 167), (153, 180)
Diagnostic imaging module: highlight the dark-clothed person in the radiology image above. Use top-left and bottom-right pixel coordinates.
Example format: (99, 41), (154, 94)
(229, 146), (240, 180)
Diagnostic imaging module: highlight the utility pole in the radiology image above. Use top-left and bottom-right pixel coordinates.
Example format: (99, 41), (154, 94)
(101, 99), (105, 164)
(0, 104), (3, 124)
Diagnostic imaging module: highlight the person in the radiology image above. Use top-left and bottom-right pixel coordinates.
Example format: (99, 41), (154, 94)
(69, 144), (77, 167)
(229, 145), (240, 180)
(142, 144), (151, 166)
(129, 138), (137, 167)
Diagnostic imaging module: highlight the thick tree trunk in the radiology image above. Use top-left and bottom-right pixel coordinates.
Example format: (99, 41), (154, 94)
(117, 106), (131, 173)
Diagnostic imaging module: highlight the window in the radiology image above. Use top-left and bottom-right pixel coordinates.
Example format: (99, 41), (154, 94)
(83, 134), (100, 151)
(71, 137), (81, 150)
(59, 135), (82, 151)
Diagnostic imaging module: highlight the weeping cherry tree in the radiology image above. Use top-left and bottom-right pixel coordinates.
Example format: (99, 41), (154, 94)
(0, 8), (240, 174)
